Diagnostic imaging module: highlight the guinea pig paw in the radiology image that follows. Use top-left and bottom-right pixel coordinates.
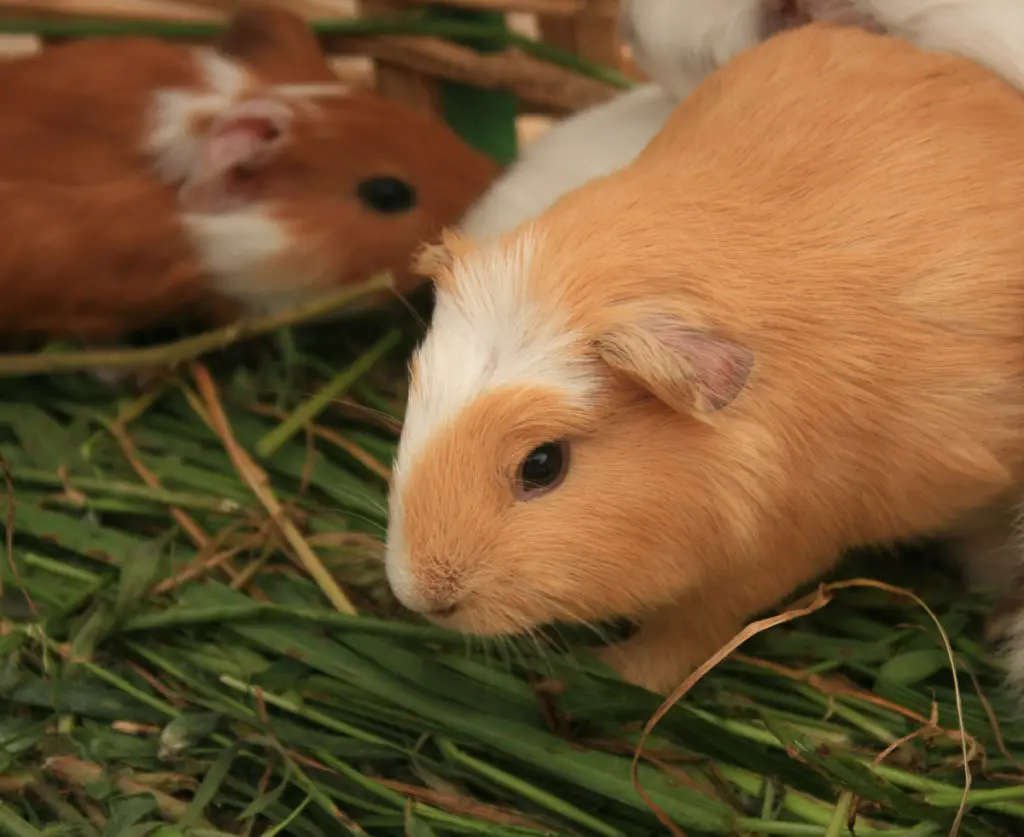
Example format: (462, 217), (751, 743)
(591, 643), (683, 695)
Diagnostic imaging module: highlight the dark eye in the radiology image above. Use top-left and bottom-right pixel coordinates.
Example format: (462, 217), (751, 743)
(516, 440), (570, 499)
(356, 175), (418, 214)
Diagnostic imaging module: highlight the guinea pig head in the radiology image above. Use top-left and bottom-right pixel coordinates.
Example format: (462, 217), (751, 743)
(171, 83), (500, 316)
(384, 227), (757, 635)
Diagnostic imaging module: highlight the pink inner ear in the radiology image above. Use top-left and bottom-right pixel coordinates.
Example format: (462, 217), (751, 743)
(205, 118), (276, 173)
(180, 97), (293, 213)
(649, 317), (754, 412)
(203, 99), (291, 173)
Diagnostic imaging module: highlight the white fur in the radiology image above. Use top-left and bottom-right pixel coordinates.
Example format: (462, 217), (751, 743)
(385, 230), (600, 608)
(621, 1), (1024, 107)
(145, 51), (355, 316)
(143, 47), (254, 185)
(458, 84), (678, 241)
(179, 208), (298, 313)
(143, 47), (349, 187)
(850, 0), (1024, 91)
(620, 0), (766, 101)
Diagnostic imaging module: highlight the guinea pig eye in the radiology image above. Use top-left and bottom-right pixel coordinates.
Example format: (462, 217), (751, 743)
(356, 176), (418, 214)
(515, 440), (570, 499)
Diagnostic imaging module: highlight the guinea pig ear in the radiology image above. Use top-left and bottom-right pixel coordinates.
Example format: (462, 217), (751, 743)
(593, 308), (754, 415)
(413, 229), (475, 295)
(413, 241), (454, 287)
(178, 95), (294, 214)
(217, 3), (337, 83)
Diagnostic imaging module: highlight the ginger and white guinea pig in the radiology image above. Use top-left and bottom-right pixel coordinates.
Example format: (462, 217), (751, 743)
(0, 3), (499, 345)
(385, 22), (1024, 695)
(621, 0), (1024, 101)
(458, 84), (678, 241)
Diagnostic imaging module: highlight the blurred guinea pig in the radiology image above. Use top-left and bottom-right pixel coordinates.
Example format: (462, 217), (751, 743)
(385, 22), (1024, 694)
(0, 2), (500, 344)
(621, 0), (1024, 99)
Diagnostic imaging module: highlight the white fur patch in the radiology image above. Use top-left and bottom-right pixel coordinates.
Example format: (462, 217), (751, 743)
(143, 47), (350, 187)
(620, 0), (765, 101)
(143, 48), (254, 184)
(851, 0), (1024, 92)
(149, 52), (353, 318)
(458, 84), (676, 241)
(385, 229), (600, 608)
(180, 208), (296, 314)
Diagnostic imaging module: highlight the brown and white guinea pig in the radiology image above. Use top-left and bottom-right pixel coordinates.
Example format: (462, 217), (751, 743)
(384, 22), (1024, 695)
(621, 0), (1024, 101)
(0, 2), (499, 344)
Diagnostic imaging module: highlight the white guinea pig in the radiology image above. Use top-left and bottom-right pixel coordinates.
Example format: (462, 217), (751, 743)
(621, 0), (1024, 99)
(853, 0), (1024, 91)
(457, 83), (678, 241)
(465, 0), (1024, 246)
(386, 23), (1024, 695)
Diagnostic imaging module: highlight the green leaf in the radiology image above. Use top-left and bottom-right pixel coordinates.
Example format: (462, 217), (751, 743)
(875, 649), (953, 688)
(113, 529), (176, 623)
(101, 795), (160, 837)
(0, 805), (47, 837)
(0, 404), (83, 472)
(431, 8), (518, 166)
(404, 811), (438, 837)
(69, 600), (118, 661)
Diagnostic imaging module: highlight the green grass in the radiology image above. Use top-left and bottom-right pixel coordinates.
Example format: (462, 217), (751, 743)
(1, 299), (1023, 837)
(2, 9), (1024, 837)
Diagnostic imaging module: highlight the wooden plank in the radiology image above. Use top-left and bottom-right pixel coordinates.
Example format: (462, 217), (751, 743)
(351, 0), (440, 116)
(537, 0), (620, 70)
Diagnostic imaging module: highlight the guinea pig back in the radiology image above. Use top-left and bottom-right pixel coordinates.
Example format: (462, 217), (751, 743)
(0, 178), (217, 344)
(385, 23), (1024, 694)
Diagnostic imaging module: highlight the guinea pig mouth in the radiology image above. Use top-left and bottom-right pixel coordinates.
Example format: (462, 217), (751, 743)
(427, 603), (639, 647)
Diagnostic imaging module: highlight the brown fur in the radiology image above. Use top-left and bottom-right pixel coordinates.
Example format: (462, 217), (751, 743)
(0, 179), (214, 342)
(401, 22), (1024, 693)
(0, 37), (198, 181)
(254, 91), (503, 299)
(216, 1), (338, 84)
(0, 3), (499, 345)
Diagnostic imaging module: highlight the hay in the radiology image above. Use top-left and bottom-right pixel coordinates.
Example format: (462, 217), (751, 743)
(2, 7), (1024, 837)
